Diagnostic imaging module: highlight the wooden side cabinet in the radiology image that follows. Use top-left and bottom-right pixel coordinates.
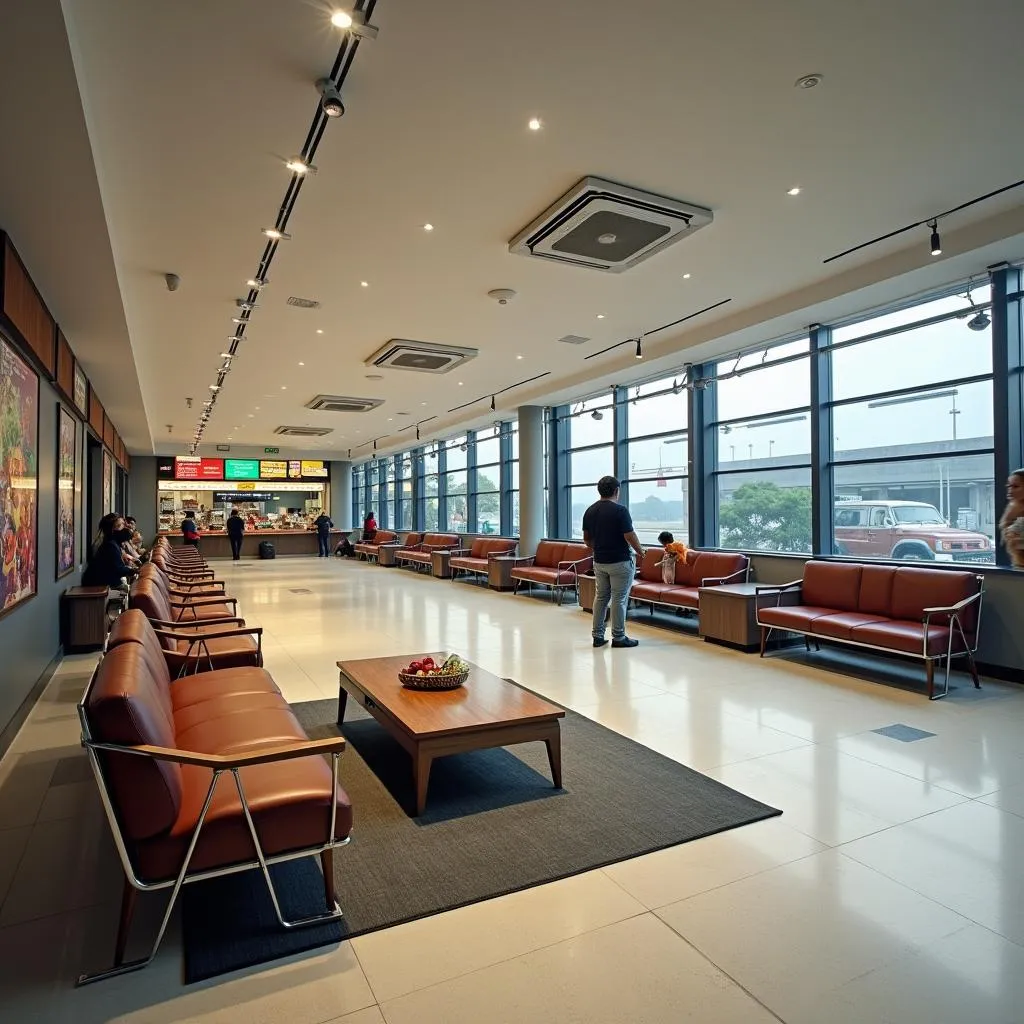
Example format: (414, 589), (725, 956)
(577, 573), (596, 613)
(61, 586), (110, 652)
(431, 549), (454, 579)
(698, 582), (796, 651)
(487, 556), (518, 592)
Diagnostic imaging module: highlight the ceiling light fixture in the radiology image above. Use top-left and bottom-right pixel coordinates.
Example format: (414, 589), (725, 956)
(316, 329), (324, 334)
(458, 381), (464, 386)
(682, 273), (691, 279)
(591, 409), (603, 421)
(281, 385), (287, 390)
(968, 310), (991, 332)
(219, 352), (234, 359)
(285, 157), (317, 175)
(516, 354), (523, 360)
(787, 187), (802, 196)
(635, 338), (643, 360)
(317, 79), (346, 118)
(490, 395), (496, 411)
(423, 223), (434, 232)
(298, 361), (305, 366)
(795, 73), (823, 90)
(360, 280), (369, 287)
(528, 117), (542, 131)
(209, 384), (221, 391)
(330, 10), (353, 28)
(262, 227), (291, 240)
(597, 314), (605, 319)
(247, 278), (267, 289)
(231, 317), (248, 325)
(929, 220), (942, 256)
(415, 426), (420, 440)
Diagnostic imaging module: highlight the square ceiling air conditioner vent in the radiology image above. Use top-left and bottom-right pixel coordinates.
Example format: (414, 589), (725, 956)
(366, 339), (478, 374)
(509, 176), (712, 273)
(558, 334), (590, 345)
(305, 395), (384, 413)
(274, 425), (334, 437)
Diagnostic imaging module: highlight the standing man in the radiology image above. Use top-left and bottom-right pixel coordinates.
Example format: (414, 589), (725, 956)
(313, 509), (334, 558)
(226, 507), (245, 561)
(582, 475), (644, 649)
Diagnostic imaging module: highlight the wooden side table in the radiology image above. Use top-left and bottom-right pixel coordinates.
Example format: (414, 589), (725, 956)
(487, 556), (518, 592)
(431, 549), (454, 579)
(577, 573), (596, 613)
(697, 582), (797, 651)
(61, 586), (111, 652)
(377, 543), (400, 567)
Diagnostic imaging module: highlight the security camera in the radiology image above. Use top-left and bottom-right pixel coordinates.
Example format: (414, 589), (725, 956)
(316, 79), (345, 118)
(488, 288), (517, 306)
(591, 410), (604, 421)
(967, 311), (991, 332)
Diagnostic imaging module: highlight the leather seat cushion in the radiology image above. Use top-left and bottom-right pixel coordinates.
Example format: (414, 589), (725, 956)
(172, 602), (235, 621)
(810, 612), (891, 640)
(511, 567), (576, 585)
(630, 582), (674, 602)
(849, 620), (959, 656)
(758, 606), (837, 630)
(659, 586), (700, 608)
(166, 633), (260, 670)
(450, 557), (487, 572)
(175, 706), (313, 756)
(397, 550), (431, 562)
(171, 668), (281, 712)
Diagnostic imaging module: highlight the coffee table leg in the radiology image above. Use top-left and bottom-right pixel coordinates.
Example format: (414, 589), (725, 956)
(545, 726), (562, 789)
(414, 747), (433, 816)
(337, 680), (348, 728)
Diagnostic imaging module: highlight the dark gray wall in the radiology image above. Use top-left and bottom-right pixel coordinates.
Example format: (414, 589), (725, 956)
(749, 553), (1023, 674)
(0, 377), (83, 734)
(329, 460), (352, 527)
(129, 455), (158, 539)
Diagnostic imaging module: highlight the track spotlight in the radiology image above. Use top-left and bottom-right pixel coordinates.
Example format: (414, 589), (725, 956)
(236, 300), (258, 311)
(208, 384), (221, 391)
(317, 79), (346, 118)
(415, 426), (420, 441)
(247, 278), (267, 289)
(460, 443), (468, 452)
(635, 338), (643, 360)
(672, 379), (683, 395)
(929, 220), (942, 256)
(591, 409), (604, 421)
(373, 439), (377, 451)
(285, 157), (317, 175)
(967, 310), (991, 331)
(262, 227), (291, 241)
(490, 395), (496, 411)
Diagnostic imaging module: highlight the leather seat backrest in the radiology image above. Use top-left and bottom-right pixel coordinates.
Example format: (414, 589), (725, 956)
(533, 541), (564, 567)
(86, 643), (181, 841)
(891, 568), (978, 633)
(691, 552), (747, 585)
(373, 530), (397, 545)
(470, 538), (488, 558)
(561, 543), (591, 563)
(424, 533), (458, 546)
(401, 532), (422, 547)
(129, 578), (175, 645)
(638, 549), (663, 582)
(802, 561), (862, 611)
(481, 538), (516, 557)
(107, 610), (179, 682)
(857, 565), (896, 616)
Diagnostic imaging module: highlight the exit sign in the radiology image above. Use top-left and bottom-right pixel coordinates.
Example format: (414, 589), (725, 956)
(264, 447), (280, 454)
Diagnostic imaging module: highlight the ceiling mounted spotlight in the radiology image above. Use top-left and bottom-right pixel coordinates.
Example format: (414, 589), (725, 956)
(460, 443), (468, 452)
(262, 227), (291, 241)
(331, 8), (378, 38)
(317, 79), (346, 118)
(928, 220), (942, 256)
(330, 10), (353, 28)
(490, 395), (496, 411)
(285, 157), (317, 175)
(591, 409), (604, 421)
(247, 278), (267, 289)
(219, 352), (234, 359)
(634, 338), (643, 360)
(208, 384), (221, 391)
(415, 426), (420, 440)
(672, 379), (683, 395)
(231, 317), (248, 325)
(236, 300), (258, 311)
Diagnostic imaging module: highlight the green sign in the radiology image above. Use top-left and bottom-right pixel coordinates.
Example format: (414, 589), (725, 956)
(224, 458), (260, 480)
(264, 446), (280, 455)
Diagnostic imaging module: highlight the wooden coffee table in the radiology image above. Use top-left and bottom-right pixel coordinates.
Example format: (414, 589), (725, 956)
(336, 653), (565, 815)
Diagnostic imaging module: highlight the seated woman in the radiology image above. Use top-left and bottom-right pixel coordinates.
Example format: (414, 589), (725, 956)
(82, 514), (138, 589)
(362, 510), (377, 542)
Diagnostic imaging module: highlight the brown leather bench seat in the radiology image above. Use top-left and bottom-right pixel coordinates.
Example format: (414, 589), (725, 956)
(629, 549), (748, 612)
(354, 530), (397, 560)
(130, 574), (241, 625)
(509, 540), (593, 604)
(78, 615), (351, 982)
(379, 532), (421, 566)
(449, 537), (518, 581)
(395, 533), (460, 571)
(756, 560), (984, 699)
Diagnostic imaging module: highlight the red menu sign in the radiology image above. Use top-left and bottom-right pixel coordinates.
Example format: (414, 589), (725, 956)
(174, 457), (224, 480)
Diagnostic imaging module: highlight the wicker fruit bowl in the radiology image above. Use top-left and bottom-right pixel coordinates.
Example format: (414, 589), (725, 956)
(398, 654), (469, 691)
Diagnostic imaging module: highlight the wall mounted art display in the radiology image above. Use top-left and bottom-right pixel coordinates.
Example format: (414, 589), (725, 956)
(73, 361), (87, 415)
(102, 449), (113, 515)
(56, 404), (76, 578)
(0, 334), (39, 615)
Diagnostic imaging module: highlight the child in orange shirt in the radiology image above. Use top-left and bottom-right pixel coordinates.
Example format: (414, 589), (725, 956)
(656, 532), (688, 584)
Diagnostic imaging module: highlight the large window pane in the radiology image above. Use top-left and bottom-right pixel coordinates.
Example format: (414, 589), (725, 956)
(568, 406), (613, 447)
(832, 287), (992, 346)
(832, 315), (992, 401)
(627, 388), (687, 437)
(400, 479), (413, 530)
(833, 455), (995, 562)
(385, 500), (395, 529)
(719, 414), (811, 462)
(424, 497), (439, 531)
(717, 469), (813, 553)
(570, 446), (613, 486)
(475, 435), (500, 466)
(444, 470), (468, 531)
(716, 339), (809, 420)
(446, 437), (467, 471)
(627, 434), (686, 478)
(569, 485), (597, 538)
(477, 493), (500, 532)
(629, 477), (688, 546)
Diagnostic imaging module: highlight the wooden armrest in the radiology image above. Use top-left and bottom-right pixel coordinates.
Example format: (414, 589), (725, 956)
(91, 735), (346, 769)
(170, 595), (236, 608)
(154, 626), (263, 644)
(149, 616), (246, 628)
(923, 592), (983, 616)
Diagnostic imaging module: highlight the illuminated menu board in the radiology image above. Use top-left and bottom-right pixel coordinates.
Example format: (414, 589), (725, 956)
(260, 460), (287, 480)
(174, 457), (224, 480)
(288, 460), (303, 479)
(300, 460), (328, 478)
(224, 459), (260, 480)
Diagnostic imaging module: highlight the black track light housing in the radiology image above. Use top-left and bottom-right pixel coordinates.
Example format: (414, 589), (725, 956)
(317, 79), (346, 118)
(929, 220), (942, 257)
(634, 338), (643, 360)
(490, 395), (496, 412)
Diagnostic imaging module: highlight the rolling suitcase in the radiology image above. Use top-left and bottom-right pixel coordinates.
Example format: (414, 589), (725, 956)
(258, 540), (276, 560)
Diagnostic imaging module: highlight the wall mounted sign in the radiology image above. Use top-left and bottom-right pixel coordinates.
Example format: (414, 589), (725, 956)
(300, 460), (328, 478)
(259, 459), (288, 480)
(174, 456), (224, 480)
(72, 362), (88, 416)
(264, 447), (280, 455)
(224, 459), (260, 481)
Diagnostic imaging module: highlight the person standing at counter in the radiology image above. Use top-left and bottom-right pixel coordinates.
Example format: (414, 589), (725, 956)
(181, 514), (201, 550)
(313, 511), (334, 557)
(226, 508), (245, 561)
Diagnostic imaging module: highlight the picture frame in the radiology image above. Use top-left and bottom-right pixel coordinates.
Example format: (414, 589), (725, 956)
(73, 361), (88, 416)
(0, 332), (40, 617)
(102, 449), (113, 516)
(56, 403), (77, 579)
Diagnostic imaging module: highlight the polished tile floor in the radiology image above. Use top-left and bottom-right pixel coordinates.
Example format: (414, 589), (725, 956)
(2, 556), (1023, 1023)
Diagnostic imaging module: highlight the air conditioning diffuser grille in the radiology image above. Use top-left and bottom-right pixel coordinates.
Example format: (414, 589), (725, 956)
(274, 425), (334, 437)
(305, 395), (383, 413)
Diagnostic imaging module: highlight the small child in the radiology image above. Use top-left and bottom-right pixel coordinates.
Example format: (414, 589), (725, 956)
(655, 531), (688, 584)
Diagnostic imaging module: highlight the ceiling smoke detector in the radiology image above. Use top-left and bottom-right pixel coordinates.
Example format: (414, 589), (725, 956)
(488, 288), (517, 305)
(795, 73), (823, 89)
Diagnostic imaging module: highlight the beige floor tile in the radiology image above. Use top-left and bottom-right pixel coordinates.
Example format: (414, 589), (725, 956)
(378, 914), (778, 1024)
(706, 744), (968, 845)
(602, 815), (825, 909)
(36, 781), (102, 824)
(352, 869), (645, 1002)
(0, 753), (56, 830)
(322, 1009), (385, 1024)
(842, 800), (1024, 946)
(0, 825), (31, 906)
(656, 849), (969, 1023)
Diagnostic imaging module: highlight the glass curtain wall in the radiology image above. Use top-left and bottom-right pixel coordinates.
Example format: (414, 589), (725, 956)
(473, 430), (501, 533)
(422, 443), (440, 531)
(443, 435), (468, 532)
(564, 394), (615, 537)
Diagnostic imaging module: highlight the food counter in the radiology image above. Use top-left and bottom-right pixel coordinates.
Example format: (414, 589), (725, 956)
(157, 529), (353, 559)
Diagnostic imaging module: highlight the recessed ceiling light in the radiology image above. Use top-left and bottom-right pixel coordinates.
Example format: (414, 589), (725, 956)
(516, 354), (523, 359)
(596, 314), (605, 319)
(787, 186), (802, 196)
(387, 417), (393, 421)
(360, 280), (369, 288)
(316, 329), (324, 334)
(262, 227), (291, 240)
(421, 401), (427, 405)
(331, 10), (353, 29)
(423, 223), (434, 232)
(458, 381), (464, 386)
(528, 117), (542, 131)
(247, 414), (254, 418)
(281, 385), (287, 390)
(682, 273), (691, 279)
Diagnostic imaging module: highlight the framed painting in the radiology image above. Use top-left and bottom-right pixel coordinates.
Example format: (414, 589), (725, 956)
(56, 404), (76, 578)
(0, 332), (39, 616)
(73, 361), (87, 416)
(102, 449), (113, 515)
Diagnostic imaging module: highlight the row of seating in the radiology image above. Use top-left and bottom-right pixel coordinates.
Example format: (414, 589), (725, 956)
(75, 537), (352, 984)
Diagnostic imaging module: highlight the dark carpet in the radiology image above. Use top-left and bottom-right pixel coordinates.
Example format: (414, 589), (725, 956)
(182, 691), (780, 981)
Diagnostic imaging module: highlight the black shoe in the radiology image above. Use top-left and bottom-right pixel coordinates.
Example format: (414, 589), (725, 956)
(593, 637), (608, 648)
(611, 637), (639, 648)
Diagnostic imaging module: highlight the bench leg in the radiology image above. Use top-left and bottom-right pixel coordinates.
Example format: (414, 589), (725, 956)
(926, 659), (935, 699)
(759, 626), (769, 657)
(320, 848), (337, 909)
(114, 876), (138, 966)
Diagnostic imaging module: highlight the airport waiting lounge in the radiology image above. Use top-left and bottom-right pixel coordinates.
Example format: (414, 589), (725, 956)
(2, 2), (1024, 1021)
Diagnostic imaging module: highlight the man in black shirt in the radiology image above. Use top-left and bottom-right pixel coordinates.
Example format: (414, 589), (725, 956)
(581, 475), (645, 648)
(226, 508), (245, 560)
(313, 511), (334, 557)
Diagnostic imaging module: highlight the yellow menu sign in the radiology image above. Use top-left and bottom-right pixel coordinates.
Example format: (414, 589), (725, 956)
(260, 460), (287, 479)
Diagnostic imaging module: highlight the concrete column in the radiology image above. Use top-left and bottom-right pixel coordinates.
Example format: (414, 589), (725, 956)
(518, 406), (545, 556)
(330, 461), (352, 526)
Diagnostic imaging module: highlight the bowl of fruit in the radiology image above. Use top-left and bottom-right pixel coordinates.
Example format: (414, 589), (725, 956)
(398, 654), (469, 691)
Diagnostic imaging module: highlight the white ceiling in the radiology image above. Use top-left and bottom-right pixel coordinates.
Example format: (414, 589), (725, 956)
(8, 0), (1024, 458)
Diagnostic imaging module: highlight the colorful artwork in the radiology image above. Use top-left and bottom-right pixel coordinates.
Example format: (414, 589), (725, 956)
(57, 404), (76, 578)
(0, 335), (39, 615)
(102, 450), (113, 515)
(73, 362), (87, 415)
